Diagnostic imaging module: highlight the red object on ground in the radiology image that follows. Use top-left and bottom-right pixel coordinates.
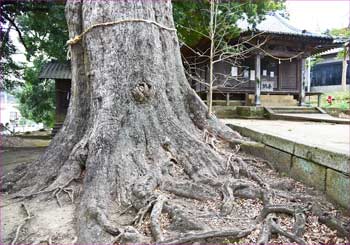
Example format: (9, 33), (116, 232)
(327, 96), (333, 105)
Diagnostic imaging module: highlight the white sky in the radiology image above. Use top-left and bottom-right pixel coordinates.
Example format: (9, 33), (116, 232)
(286, 0), (349, 32)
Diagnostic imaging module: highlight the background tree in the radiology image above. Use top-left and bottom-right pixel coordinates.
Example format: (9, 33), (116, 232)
(173, 0), (284, 46)
(0, 1), (67, 126)
(0, 1), (67, 89)
(15, 56), (55, 127)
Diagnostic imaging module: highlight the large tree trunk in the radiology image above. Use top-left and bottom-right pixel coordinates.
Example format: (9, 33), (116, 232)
(3, 1), (349, 244)
(2, 1), (242, 244)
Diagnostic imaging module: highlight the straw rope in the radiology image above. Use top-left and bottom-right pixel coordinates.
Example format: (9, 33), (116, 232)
(66, 18), (176, 45)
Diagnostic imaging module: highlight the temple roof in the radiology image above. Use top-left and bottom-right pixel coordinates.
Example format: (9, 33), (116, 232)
(39, 60), (71, 80)
(238, 12), (333, 40)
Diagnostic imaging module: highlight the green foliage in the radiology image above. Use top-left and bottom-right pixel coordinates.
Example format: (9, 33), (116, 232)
(309, 55), (323, 68)
(0, 10), (24, 90)
(1, 2), (67, 90)
(328, 27), (350, 59)
(308, 91), (350, 109)
(15, 56), (55, 127)
(1, 2), (67, 126)
(173, 0), (285, 46)
(17, 4), (68, 62)
(329, 27), (350, 38)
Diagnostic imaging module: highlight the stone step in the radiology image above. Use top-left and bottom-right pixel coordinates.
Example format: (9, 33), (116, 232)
(268, 107), (320, 114)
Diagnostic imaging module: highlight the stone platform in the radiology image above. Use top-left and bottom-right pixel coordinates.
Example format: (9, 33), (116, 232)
(223, 119), (350, 211)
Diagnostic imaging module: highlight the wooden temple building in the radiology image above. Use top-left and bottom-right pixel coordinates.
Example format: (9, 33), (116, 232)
(181, 12), (341, 106)
(39, 12), (341, 131)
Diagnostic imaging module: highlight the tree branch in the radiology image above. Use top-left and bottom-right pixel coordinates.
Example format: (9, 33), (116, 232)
(2, 13), (27, 50)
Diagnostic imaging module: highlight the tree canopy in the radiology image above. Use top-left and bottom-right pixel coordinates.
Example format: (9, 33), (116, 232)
(1, 2), (67, 126)
(173, 0), (284, 46)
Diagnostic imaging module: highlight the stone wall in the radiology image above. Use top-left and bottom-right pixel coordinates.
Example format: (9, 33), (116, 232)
(228, 124), (350, 211)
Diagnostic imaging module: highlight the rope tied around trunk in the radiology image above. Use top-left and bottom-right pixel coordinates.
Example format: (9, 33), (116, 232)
(66, 18), (177, 45)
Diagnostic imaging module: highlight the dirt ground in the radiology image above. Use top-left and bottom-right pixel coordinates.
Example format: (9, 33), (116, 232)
(1, 140), (349, 244)
(1, 198), (76, 244)
(0, 139), (77, 245)
(1, 147), (47, 175)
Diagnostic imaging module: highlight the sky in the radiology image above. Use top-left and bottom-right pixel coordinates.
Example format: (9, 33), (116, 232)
(285, 0), (349, 32)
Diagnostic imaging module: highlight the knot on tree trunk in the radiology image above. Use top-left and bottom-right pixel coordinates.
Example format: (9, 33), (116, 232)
(131, 82), (152, 103)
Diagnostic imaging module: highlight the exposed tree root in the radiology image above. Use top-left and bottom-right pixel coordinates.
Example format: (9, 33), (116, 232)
(150, 195), (166, 242)
(12, 176), (79, 210)
(159, 227), (255, 244)
(257, 214), (274, 245)
(132, 195), (158, 228)
(258, 204), (297, 221)
(318, 212), (350, 240)
(5, 137), (350, 245)
(292, 208), (306, 237)
(271, 219), (306, 244)
(31, 236), (53, 245)
(11, 204), (33, 245)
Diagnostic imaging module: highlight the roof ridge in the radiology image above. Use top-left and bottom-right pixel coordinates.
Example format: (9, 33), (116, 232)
(272, 12), (303, 33)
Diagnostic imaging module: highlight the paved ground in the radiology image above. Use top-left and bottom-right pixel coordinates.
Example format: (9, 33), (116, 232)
(277, 113), (350, 123)
(222, 119), (350, 156)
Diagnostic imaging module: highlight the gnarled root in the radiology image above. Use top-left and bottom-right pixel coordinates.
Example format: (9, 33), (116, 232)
(150, 195), (166, 242)
(271, 220), (306, 244)
(159, 227), (255, 244)
(12, 176), (79, 208)
(257, 205), (307, 244)
(11, 203), (34, 245)
(318, 212), (350, 240)
(257, 214), (274, 245)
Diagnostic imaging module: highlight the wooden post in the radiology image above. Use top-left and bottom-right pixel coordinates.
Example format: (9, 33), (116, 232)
(299, 58), (306, 106)
(306, 57), (311, 92)
(341, 45), (349, 91)
(317, 94), (321, 107)
(255, 53), (261, 106)
(226, 93), (230, 106)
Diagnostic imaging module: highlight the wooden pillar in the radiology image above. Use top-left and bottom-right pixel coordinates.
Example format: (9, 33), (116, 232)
(317, 94), (321, 107)
(226, 93), (230, 106)
(255, 53), (261, 106)
(341, 45), (349, 91)
(306, 57), (311, 92)
(299, 58), (306, 106)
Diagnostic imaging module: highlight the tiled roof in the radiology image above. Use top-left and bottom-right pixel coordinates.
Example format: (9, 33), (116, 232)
(39, 60), (71, 80)
(238, 12), (333, 40)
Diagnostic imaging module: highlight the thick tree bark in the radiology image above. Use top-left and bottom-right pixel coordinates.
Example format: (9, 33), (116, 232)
(2, 1), (349, 244)
(2, 1), (240, 243)
(74, 1), (231, 242)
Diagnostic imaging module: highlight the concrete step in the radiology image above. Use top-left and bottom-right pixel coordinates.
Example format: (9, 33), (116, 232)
(267, 107), (321, 114)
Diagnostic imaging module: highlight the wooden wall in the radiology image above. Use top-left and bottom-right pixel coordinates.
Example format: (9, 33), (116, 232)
(55, 79), (71, 123)
(189, 56), (300, 93)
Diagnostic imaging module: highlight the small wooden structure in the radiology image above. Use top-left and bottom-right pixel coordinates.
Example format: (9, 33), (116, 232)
(181, 13), (340, 106)
(39, 61), (71, 134)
